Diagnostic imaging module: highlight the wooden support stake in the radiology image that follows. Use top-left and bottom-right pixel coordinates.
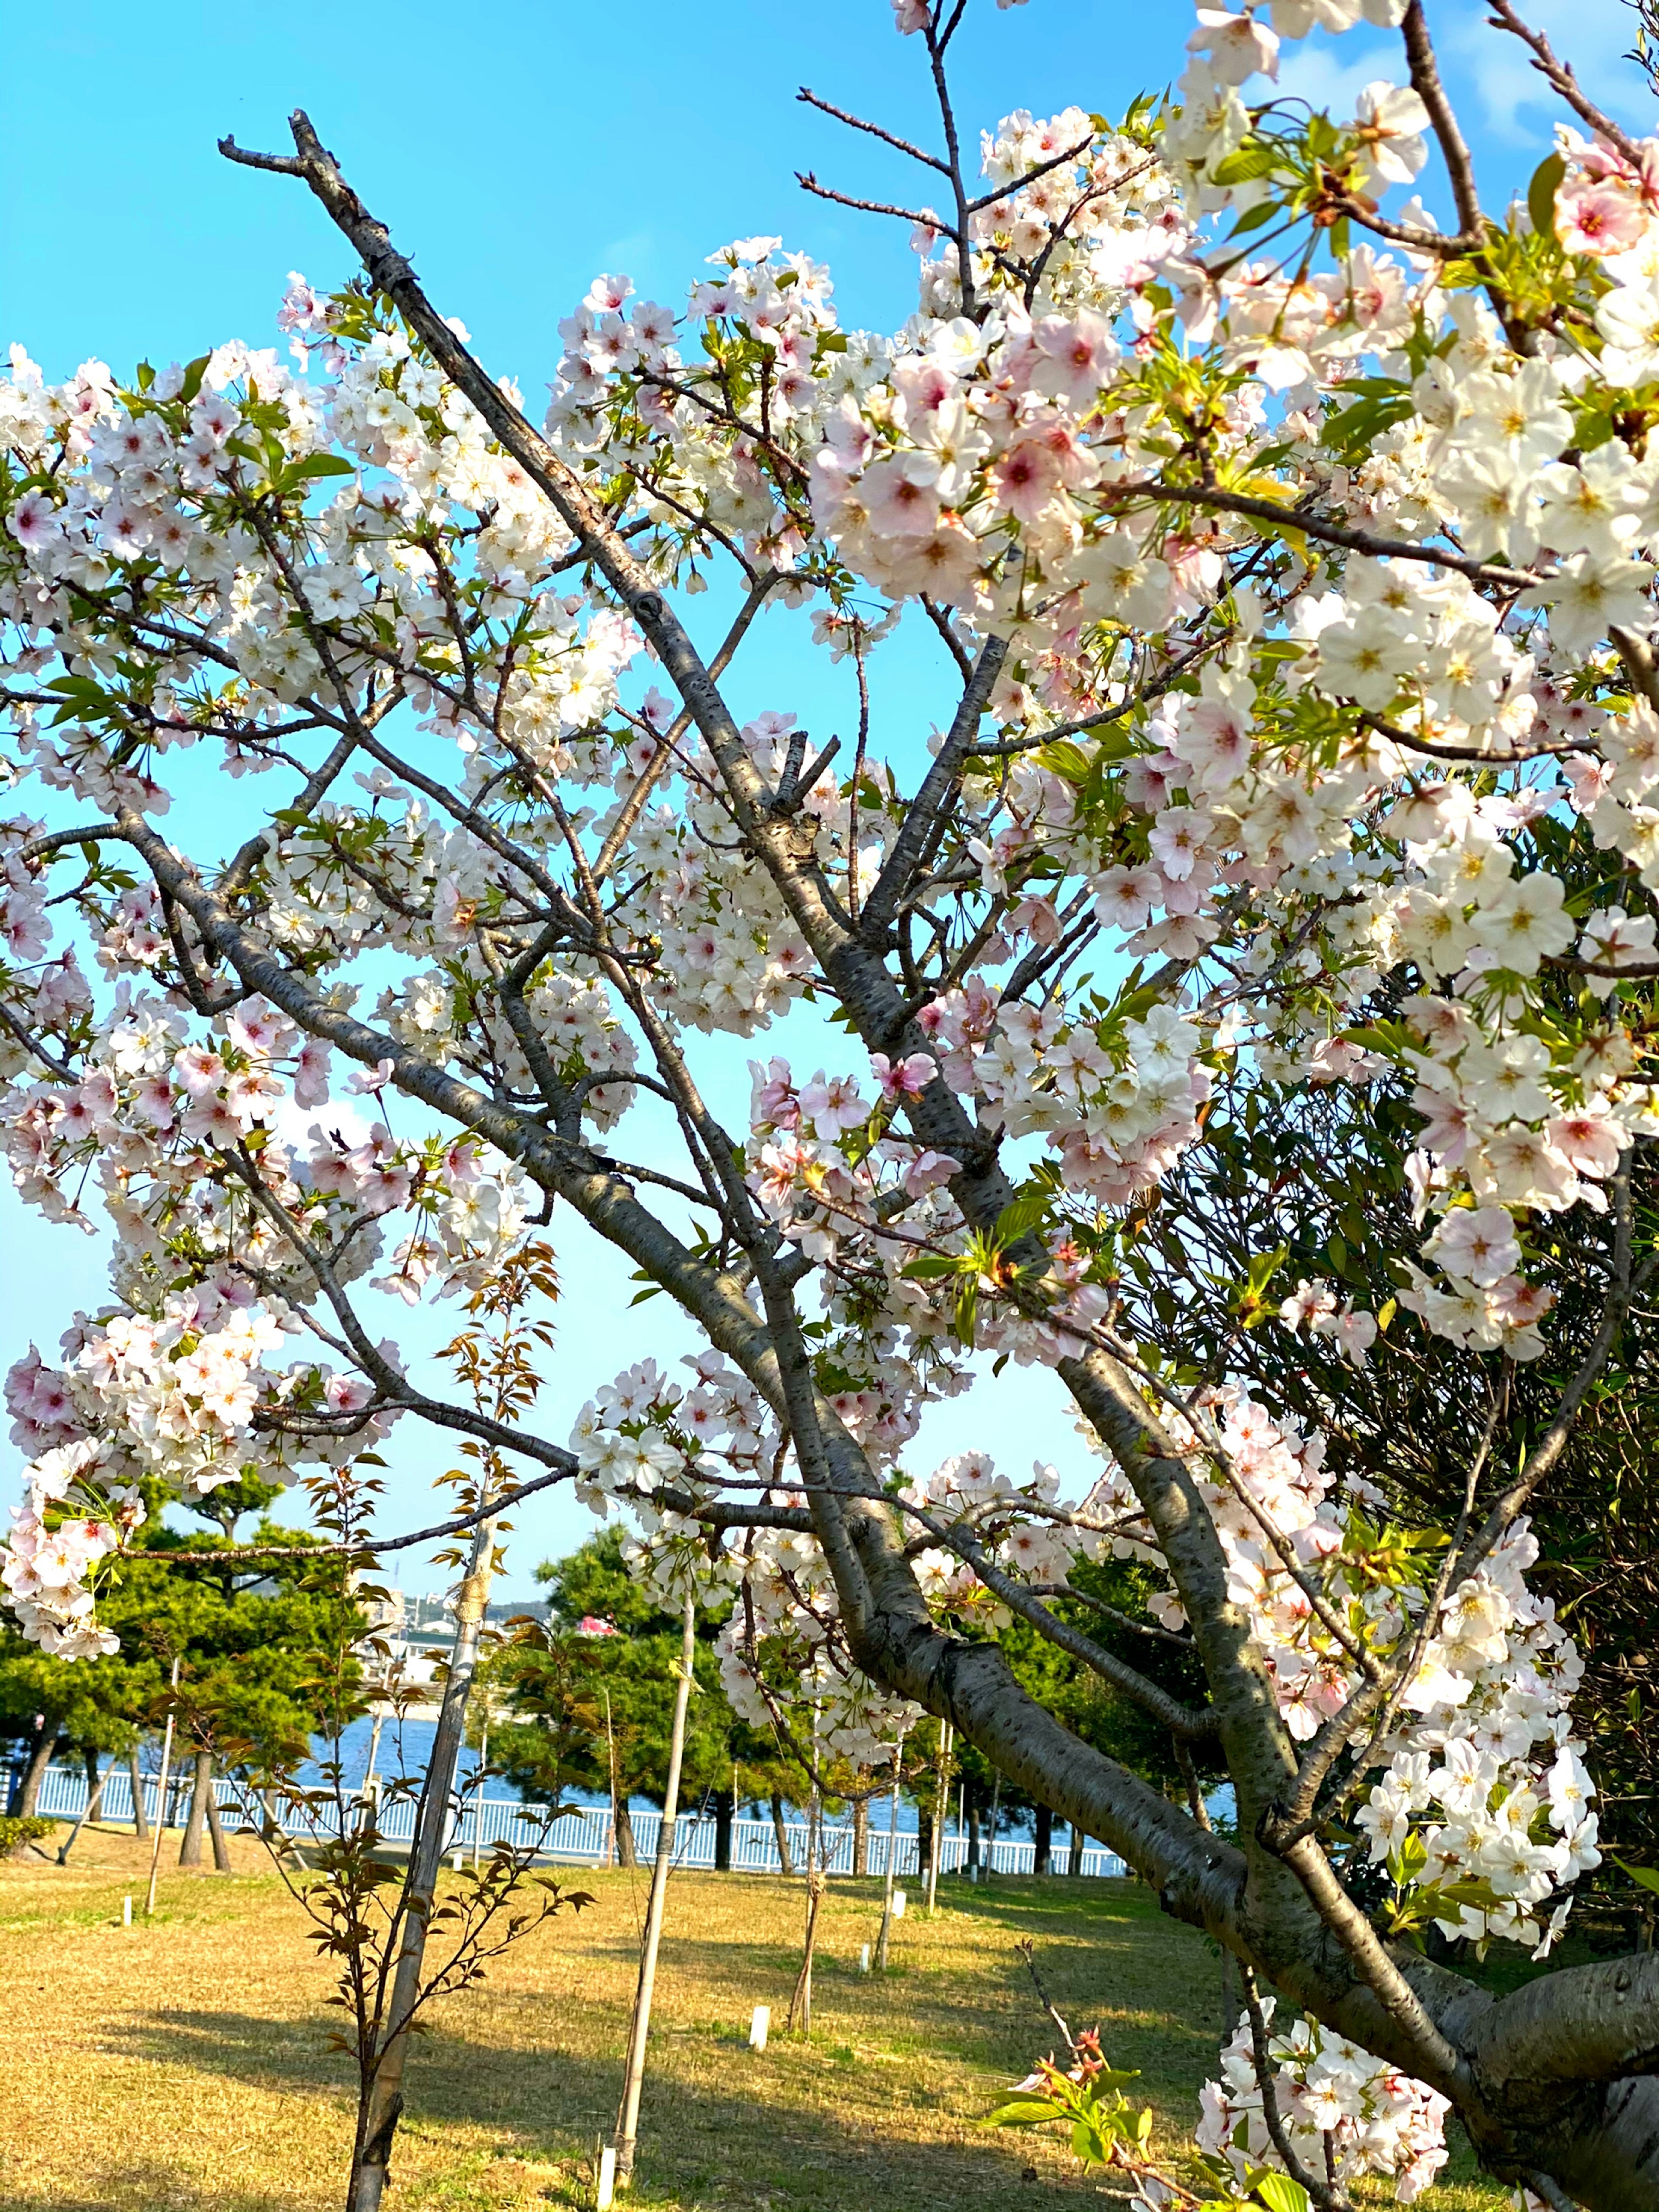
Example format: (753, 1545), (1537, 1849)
(613, 1591), (696, 2184)
(143, 1658), (181, 1917)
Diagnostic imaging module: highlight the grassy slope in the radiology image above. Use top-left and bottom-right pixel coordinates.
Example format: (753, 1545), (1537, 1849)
(2, 1824), (1508, 2211)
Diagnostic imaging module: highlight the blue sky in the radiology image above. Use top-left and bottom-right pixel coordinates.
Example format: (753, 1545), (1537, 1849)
(2, 0), (1651, 1594)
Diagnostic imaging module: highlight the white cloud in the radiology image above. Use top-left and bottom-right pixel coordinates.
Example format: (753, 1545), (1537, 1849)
(1274, 33), (1398, 126)
(1440, 0), (1651, 143)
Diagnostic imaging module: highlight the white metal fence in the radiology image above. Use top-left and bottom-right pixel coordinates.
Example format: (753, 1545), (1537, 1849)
(25, 1761), (1126, 1877)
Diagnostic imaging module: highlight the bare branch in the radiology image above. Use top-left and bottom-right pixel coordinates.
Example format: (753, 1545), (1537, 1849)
(796, 86), (950, 175)
(795, 173), (941, 229)
(858, 635), (1007, 944)
(1402, 1), (1485, 242)
(1485, 0), (1648, 170)
(1129, 480), (1538, 590)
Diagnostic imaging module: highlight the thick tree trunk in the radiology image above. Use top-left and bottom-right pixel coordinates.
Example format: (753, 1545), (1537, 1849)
(179, 1749), (212, 1866)
(1034, 1802), (1052, 1878)
(769, 1790), (794, 1876)
(13, 1726), (58, 1817)
(712, 1786), (733, 1873)
(128, 1747), (149, 1839)
(852, 1795), (868, 1876)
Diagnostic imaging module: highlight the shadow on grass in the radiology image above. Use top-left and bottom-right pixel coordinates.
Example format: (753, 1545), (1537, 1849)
(102, 2003), (1129, 2210)
(6, 2166), (309, 2212)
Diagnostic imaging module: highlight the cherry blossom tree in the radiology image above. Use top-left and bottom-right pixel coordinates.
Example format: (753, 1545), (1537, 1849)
(6, 1), (1659, 2202)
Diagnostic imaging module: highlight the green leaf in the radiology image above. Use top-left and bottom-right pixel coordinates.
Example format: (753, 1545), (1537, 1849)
(1068, 2116), (1109, 2167)
(287, 453), (357, 483)
(1033, 739), (1093, 784)
(993, 1188), (1050, 1246)
(1227, 198), (1283, 240)
(1617, 1856), (1659, 1897)
(985, 2098), (1063, 2127)
(900, 1255), (960, 1281)
(1528, 151), (1566, 242)
(1255, 2176), (1311, 2212)
(1210, 142), (1285, 188)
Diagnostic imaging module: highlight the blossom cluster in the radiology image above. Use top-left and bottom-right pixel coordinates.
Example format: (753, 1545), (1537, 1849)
(1198, 1997), (1451, 2205)
(1083, 1385), (1597, 1953)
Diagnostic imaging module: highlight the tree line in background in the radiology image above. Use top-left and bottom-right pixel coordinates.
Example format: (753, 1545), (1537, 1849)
(0, 1470), (360, 1862)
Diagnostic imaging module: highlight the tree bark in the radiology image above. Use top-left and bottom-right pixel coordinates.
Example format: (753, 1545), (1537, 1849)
(852, 1794), (869, 1876)
(712, 1786), (733, 1873)
(1034, 1802), (1052, 1878)
(55, 1753), (111, 1866)
(613, 1796), (638, 1869)
(769, 1789), (794, 1876)
(13, 1726), (59, 1817)
(350, 1510), (497, 2212)
(966, 1795), (982, 1874)
(128, 1746), (149, 1840)
(917, 1807), (934, 1888)
(1072, 1829), (1089, 1877)
(179, 1748), (212, 1866)
(788, 1869), (825, 2036)
(206, 1767), (232, 1872)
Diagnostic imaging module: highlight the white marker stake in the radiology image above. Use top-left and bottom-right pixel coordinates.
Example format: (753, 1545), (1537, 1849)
(749, 2003), (770, 2052)
(858, 1943), (870, 1974)
(122, 1895), (132, 1927)
(891, 1888), (906, 1920)
(595, 2145), (617, 2210)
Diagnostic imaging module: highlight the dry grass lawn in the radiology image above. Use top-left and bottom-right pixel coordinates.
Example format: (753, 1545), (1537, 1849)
(0, 1821), (1507, 2212)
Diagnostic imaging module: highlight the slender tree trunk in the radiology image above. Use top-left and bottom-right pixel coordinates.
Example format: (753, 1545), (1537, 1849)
(14, 1726), (59, 1817)
(787, 1869), (824, 2035)
(769, 1789), (794, 1876)
(985, 1775), (1000, 1883)
(1072, 1829), (1090, 1877)
(56, 1753), (111, 1865)
(1034, 1802), (1053, 1878)
(179, 1748), (212, 1867)
(206, 1766), (232, 1872)
(350, 1510), (497, 2212)
(602, 1685), (628, 1867)
(143, 1662), (180, 1918)
(966, 1794), (982, 1875)
(852, 1794), (869, 1876)
(927, 1723), (951, 1913)
(128, 1746), (150, 1840)
(712, 1786), (733, 1873)
(876, 1735), (906, 1972)
(260, 1787), (284, 1848)
(917, 1807), (934, 1888)
(613, 1796), (638, 1868)
(613, 1593), (696, 2182)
